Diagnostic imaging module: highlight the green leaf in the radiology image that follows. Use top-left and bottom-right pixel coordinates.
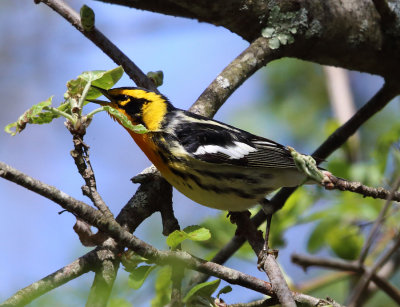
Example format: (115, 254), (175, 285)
(102, 106), (149, 134)
(4, 97), (55, 135)
(166, 226), (211, 249)
(166, 230), (188, 249)
(327, 225), (364, 260)
(184, 225), (212, 242)
(217, 285), (232, 298)
(128, 265), (156, 290)
(66, 67), (123, 101)
(80, 5), (95, 31)
(183, 279), (221, 304)
(5, 68), (124, 136)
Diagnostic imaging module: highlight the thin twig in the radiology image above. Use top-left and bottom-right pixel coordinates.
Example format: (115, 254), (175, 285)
(359, 177), (400, 263)
(37, 0), (157, 91)
(347, 232), (400, 306)
(291, 253), (400, 304)
(324, 174), (400, 202)
(66, 118), (116, 306)
(69, 130), (113, 218)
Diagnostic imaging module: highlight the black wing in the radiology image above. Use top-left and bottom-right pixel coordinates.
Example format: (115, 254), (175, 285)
(172, 113), (297, 169)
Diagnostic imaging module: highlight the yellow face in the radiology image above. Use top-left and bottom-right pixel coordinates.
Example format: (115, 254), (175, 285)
(103, 88), (169, 132)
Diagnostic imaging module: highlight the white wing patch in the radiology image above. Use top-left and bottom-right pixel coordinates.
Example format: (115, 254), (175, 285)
(193, 141), (257, 159)
(252, 140), (278, 147)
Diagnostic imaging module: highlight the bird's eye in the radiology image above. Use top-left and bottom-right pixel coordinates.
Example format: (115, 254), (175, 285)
(117, 95), (131, 106)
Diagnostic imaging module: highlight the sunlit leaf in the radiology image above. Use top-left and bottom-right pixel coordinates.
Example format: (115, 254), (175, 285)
(128, 265), (156, 290)
(66, 66), (123, 101)
(4, 97), (54, 135)
(184, 225), (211, 242)
(166, 225), (211, 249)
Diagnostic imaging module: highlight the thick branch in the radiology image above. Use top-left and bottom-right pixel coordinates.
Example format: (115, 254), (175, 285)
(95, 0), (400, 78)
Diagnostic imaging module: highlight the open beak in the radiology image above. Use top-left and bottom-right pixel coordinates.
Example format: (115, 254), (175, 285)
(86, 85), (112, 105)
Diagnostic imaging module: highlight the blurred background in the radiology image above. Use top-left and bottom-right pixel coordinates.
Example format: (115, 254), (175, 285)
(1, 1), (399, 306)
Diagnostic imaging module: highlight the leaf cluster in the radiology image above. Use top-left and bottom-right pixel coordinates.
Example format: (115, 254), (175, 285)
(4, 67), (149, 136)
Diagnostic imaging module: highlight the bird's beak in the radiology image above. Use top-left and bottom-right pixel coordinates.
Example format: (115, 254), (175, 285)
(86, 85), (112, 105)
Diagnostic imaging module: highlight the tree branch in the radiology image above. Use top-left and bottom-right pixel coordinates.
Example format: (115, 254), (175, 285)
(359, 177), (400, 264)
(347, 232), (400, 306)
(291, 253), (400, 305)
(69, 128), (113, 219)
(324, 173), (400, 202)
(93, 0), (400, 79)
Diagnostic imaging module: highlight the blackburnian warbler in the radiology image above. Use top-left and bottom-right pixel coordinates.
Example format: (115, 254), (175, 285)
(89, 86), (318, 212)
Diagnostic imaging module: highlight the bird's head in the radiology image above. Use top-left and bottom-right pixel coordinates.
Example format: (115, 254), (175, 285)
(88, 86), (173, 131)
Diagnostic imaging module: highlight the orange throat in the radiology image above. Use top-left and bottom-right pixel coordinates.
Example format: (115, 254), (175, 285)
(127, 130), (170, 173)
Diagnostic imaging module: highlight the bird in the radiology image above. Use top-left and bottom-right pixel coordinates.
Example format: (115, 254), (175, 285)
(87, 85), (326, 253)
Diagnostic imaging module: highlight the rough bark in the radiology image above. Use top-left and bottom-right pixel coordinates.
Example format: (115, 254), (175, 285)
(95, 0), (400, 79)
